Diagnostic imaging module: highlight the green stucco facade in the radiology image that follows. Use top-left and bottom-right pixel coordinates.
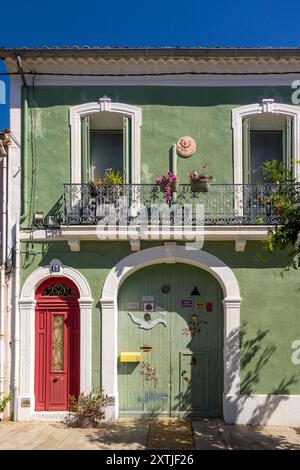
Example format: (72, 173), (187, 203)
(22, 85), (295, 227)
(19, 83), (300, 406)
(20, 239), (300, 396)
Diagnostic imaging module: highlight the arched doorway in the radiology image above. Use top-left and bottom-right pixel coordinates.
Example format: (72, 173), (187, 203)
(34, 277), (80, 411)
(100, 244), (241, 422)
(118, 263), (223, 417)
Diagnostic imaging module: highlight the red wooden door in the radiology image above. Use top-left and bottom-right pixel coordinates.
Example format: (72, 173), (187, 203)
(35, 278), (80, 411)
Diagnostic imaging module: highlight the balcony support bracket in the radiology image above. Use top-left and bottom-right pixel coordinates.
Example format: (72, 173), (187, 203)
(235, 238), (247, 252)
(67, 238), (81, 252)
(164, 242), (177, 263)
(130, 239), (140, 252)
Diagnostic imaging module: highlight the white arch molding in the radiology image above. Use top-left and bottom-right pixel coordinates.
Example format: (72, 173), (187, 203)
(17, 259), (93, 421)
(69, 96), (142, 185)
(100, 244), (241, 422)
(232, 99), (300, 185)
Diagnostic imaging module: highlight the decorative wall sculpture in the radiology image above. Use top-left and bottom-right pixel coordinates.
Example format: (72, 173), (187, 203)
(176, 136), (196, 158)
(128, 312), (167, 330)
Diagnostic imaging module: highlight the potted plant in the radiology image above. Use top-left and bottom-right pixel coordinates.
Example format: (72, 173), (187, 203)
(155, 171), (178, 205)
(88, 169), (124, 198)
(87, 176), (104, 197)
(188, 163), (213, 192)
(103, 168), (124, 185)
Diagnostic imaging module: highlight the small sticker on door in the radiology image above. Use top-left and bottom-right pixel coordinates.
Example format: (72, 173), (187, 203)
(206, 302), (213, 312)
(196, 302), (205, 309)
(143, 295), (154, 302)
(144, 302), (155, 312)
(127, 301), (140, 310)
(155, 305), (167, 316)
(181, 299), (193, 307)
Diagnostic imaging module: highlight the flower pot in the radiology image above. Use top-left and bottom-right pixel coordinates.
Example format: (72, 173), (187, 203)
(190, 178), (211, 192)
(159, 181), (179, 193)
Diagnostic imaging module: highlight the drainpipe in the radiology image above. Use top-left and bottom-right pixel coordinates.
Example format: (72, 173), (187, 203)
(12, 220), (20, 421)
(0, 138), (8, 418)
(19, 87), (28, 224)
(15, 55), (29, 224)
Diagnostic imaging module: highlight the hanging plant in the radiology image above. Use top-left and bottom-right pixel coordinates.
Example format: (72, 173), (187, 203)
(155, 171), (178, 205)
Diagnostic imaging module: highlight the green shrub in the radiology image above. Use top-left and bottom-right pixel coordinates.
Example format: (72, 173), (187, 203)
(0, 394), (11, 415)
(67, 389), (109, 428)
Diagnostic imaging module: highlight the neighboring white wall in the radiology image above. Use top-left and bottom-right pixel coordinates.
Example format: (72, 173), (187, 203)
(4, 76), (22, 418)
(232, 99), (300, 185)
(16, 260), (93, 421)
(226, 395), (300, 427)
(100, 243), (241, 422)
(69, 96), (142, 185)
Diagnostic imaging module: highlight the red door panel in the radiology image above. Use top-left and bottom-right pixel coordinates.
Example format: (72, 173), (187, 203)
(34, 278), (80, 412)
(48, 374), (68, 410)
(69, 309), (80, 398)
(35, 310), (47, 411)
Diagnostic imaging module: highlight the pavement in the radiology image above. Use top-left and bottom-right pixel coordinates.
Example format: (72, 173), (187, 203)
(0, 418), (300, 450)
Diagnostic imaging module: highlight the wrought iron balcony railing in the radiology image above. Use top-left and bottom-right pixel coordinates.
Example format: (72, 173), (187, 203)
(63, 183), (300, 226)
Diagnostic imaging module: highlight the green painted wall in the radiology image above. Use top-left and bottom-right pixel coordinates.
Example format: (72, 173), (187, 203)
(22, 85), (296, 227)
(20, 240), (300, 396)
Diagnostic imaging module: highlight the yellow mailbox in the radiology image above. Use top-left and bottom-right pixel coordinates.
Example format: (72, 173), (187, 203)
(120, 352), (141, 363)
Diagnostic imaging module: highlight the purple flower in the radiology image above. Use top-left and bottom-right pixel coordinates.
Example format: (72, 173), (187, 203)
(165, 185), (171, 205)
(156, 172), (178, 205)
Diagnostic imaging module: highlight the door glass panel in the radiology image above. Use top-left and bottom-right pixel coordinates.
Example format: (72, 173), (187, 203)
(90, 131), (123, 179)
(52, 315), (64, 371)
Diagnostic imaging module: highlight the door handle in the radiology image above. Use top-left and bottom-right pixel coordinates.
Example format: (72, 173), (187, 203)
(53, 375), (60, 382)
(181, 370), (187, 376)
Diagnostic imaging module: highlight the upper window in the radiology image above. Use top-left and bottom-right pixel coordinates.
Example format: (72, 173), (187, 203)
(232, 100), (300, 185)
(81, 111), (130, 182)
(90, 132), (123, 179)
(243, 113), (291, 184)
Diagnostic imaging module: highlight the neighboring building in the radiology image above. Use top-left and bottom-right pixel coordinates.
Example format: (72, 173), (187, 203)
(0, 130), (11, 420)
(1, 47), (300, 424)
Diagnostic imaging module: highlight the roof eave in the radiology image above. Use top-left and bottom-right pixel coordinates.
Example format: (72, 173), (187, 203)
(1, 46), (300, 60)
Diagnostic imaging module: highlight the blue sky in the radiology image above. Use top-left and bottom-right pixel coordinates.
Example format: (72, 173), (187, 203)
(1, 0), (300, 129)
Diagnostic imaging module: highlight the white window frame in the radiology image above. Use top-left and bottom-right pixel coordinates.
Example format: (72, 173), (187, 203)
(69, 96), (142, 185)
(232, 99), (300, 185)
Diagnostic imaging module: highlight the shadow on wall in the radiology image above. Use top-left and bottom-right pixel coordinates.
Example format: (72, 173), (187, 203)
(226, 322), (298, 426)
(167, 321), (298, 425)
(192, 418), (300, 450)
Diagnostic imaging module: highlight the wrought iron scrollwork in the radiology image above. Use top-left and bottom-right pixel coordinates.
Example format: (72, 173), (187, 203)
(42, 283), (75, 297)
(63, 182), (300, 226)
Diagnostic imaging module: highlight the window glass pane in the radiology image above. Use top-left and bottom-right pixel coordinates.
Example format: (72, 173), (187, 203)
(90, 132), (123, 179)
(250, 131), (282, 183)
(52, 315), (64, 371)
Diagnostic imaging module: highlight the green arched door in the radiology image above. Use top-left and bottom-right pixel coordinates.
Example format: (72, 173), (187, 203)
(118, 263), (223, 417)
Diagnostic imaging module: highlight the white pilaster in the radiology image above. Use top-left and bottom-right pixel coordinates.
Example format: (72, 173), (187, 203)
(101, 299), (118, 421)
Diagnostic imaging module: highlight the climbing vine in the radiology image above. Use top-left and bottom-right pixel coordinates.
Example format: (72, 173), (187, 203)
(262, 160), (300, 269)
